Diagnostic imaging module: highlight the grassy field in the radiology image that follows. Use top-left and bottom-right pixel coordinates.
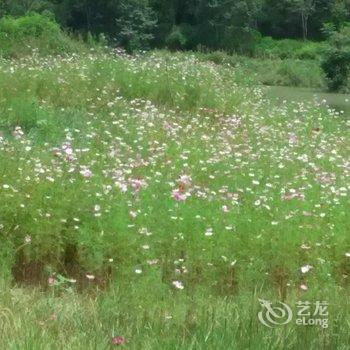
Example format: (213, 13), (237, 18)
(265, 86), (350, 117)
(197, 51), (326, 89)
(0, 50), (349, 349)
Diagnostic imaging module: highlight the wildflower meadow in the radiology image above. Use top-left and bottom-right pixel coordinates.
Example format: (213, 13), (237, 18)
(0, 49), (349, 349)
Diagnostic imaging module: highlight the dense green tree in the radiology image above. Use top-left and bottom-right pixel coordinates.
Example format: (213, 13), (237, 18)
(1, 0), (350, 52)
(322, 24), (350, 91)
(330, 0), (350, 28)
(288, 0), (316, 39)
(0, 0), (52, 16)
(115, 0), (157, 51)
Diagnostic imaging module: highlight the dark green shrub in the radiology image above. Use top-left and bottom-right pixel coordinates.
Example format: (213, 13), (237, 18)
(201, 51), (230, 65)
(165, 25), (192, 51)
(198, 51), (240, 67)
(322, 51), (350, 91)
(321, 26), (350, 91)
(227, 27), (261, 55)
(0, 13), (82, 58)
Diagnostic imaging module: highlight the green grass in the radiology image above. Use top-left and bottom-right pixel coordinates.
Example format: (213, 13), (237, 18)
(0, 50), (349, 349)
(254, 37), (328, 60)
(265, 86), (350, 117)
(0, 287), (349, 349)
(197, 51), (326, 89)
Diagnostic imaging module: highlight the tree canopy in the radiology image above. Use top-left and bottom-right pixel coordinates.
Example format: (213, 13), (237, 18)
(0, 0), (349, 51)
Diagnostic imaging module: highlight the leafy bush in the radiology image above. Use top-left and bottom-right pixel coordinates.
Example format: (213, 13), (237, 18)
(255, 37), (327, 60)
(321, 26), (350, 92)
(0, 13), (82, 58)
(226, 27), (261, 55)
(197, 51), (237, 66)
(246, 58), (325, 88)
(197, 51), (325, 89)
(273, 60), (325, 87)
(165, 25), (192, 50)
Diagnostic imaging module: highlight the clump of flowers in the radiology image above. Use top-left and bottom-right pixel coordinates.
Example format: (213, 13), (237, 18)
(171, 174), (192, 201)
(111, 336), (125, 346)
(130, 178), (147, 192)
(171, 189), (188, 201)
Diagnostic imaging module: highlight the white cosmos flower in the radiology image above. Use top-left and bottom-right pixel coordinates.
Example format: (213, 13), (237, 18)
(301, 265), (313, 274)
(172, 280), (184, 290)
(205, 228), (213, 236)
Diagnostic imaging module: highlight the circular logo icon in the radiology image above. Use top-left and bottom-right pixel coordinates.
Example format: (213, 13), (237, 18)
(258, 299), (293, 327)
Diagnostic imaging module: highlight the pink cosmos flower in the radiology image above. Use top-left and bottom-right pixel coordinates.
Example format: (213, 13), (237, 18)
(111, 336), (125, 345)
(178, 175), (191, 187)
(61, 142), (74, 161)
(300, 284), (308, 291)
(80, 168), (92, 178)
(130, 179), (146, 192)
(48, 277), (55, 286)
(288, 132), (298, 145)
(172, 189), (187, 201)
(64, 147), (73, 156)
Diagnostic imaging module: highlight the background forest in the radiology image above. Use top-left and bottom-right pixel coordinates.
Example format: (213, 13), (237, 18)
(1, 0), (350, 53)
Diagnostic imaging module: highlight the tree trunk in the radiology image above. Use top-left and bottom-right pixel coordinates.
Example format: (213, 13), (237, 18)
(301, 11), (308, 40)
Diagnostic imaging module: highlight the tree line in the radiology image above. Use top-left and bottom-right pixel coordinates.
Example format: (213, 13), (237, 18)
(0, 0), (350, 52)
